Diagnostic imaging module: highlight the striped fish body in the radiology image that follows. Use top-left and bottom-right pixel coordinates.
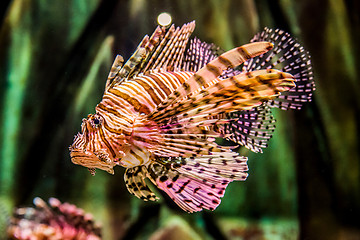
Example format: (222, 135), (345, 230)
(70, 21), (313, 212)
(71, 68), (294, 167)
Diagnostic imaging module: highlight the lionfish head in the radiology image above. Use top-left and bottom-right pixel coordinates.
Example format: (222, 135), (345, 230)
(69, 114), (124, 175)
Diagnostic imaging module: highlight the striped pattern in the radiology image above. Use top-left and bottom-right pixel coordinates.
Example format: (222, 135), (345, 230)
(124, 166), (159, 201)
(205, 27), (315, 153)
(143, 22), (196, 72)
(152, 41), (274, 115)
(147, 153), (248, 212)
(69, 21), (314, 213)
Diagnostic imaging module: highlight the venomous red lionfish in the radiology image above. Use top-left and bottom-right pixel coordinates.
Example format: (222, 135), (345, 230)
(70, 21), (314, 213)
(7, 197), (102, 239)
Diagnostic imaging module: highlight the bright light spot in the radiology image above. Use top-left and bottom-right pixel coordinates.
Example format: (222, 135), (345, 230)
(157, 12), (172, 27)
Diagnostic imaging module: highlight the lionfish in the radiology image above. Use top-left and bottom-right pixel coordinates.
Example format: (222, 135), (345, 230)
(7, 197), (102, 240)
(70, 21), (314, 212)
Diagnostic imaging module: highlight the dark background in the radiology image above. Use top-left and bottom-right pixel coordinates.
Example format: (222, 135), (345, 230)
(0, 0), (359, 239)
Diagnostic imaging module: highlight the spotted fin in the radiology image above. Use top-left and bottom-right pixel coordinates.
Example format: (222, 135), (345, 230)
(182, 37), (223, 72)
(244, 28), (315, 110)
(124, 166), (159, 201)
(147, 154), (248, 212)
(218, 105), (276, 153)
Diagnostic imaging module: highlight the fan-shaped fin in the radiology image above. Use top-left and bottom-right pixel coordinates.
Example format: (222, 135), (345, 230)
(244, 28), (315, 110)
(218, 105), (276, 153)
(182, 37), (223, 72)
(147, 155), (248, 212)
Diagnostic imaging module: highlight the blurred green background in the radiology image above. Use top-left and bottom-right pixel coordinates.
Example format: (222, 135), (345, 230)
(0, 0), (359, 239)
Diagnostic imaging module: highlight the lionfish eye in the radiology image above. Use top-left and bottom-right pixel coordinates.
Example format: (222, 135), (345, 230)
(91, 115), (101, 128)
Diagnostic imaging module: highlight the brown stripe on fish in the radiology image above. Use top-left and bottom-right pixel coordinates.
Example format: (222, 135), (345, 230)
(170, 71), (192, 85)
(134, 78), (162, 105)
(121, 82), (156, 110)
(124, 80), (156, 100)
(205, 63), (222, 77)
(193, 73), (206, 87)
(140, 75), (167, 100)
(217, 55), (235, 68)
(101, 118), (132, 136)
(98, 127), (116, 158)
(100, 95), (136, 117)
(236, 46), (251, 61)
(149, 74), (172, 96)
(157, 72), (180, 90)
(132, 135), (160, 145)
(129, 149), (145, 165)
(96, 102), (133, 124)
(108, 88), (151, 114)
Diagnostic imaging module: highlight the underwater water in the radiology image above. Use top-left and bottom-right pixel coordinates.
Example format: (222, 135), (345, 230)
(0, 0), (359, 239)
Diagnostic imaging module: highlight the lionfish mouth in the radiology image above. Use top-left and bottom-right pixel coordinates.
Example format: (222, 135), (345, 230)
(70, 149), (115, 175)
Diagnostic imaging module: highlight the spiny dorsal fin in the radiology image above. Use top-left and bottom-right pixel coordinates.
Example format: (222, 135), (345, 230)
(105, 54), (124, 90)
(146, 21), (195, 72)
(106, 22), (196, 89)
(182, 37), (223, 72)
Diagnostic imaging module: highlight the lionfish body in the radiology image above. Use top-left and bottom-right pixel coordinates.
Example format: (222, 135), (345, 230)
(70, 22), (314, 212)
